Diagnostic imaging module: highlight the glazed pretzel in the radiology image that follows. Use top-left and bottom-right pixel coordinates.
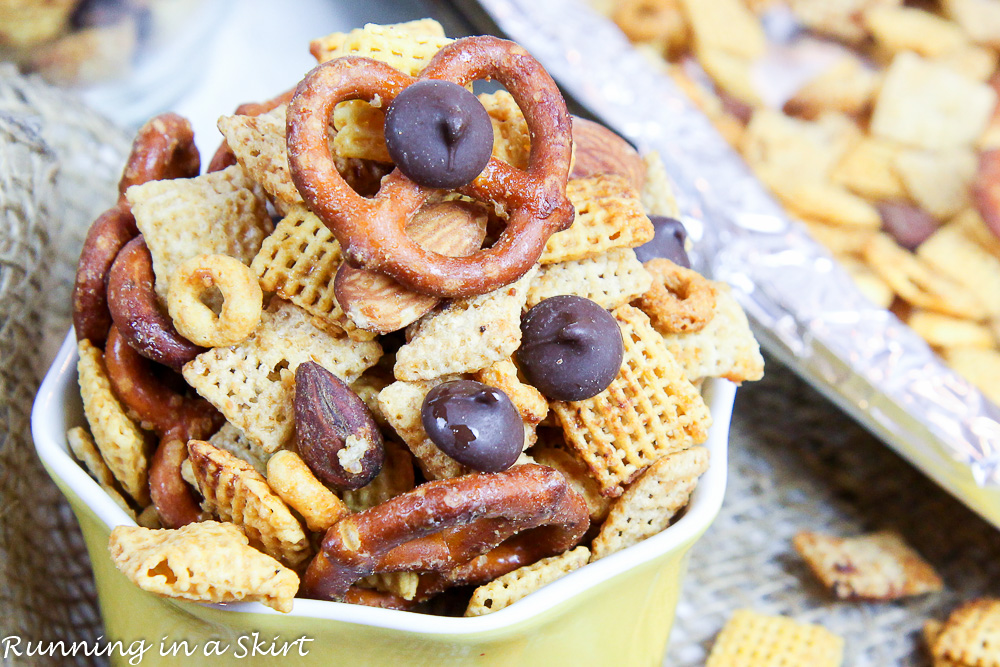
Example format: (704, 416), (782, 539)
(286, 35), (574, 298)
(107, 236), (205, 370)
(74, 114), (200, 346)
(300, 465), (589, 602)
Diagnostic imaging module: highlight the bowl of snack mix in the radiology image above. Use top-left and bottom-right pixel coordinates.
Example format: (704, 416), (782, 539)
(32, 19), (763, 665)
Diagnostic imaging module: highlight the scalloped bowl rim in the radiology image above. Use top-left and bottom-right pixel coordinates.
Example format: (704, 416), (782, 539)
(32, 329), (733, 636)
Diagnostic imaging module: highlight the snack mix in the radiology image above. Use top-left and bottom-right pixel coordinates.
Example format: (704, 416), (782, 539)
(70, 20), (763, 615)
(596, 0), (1000, 407)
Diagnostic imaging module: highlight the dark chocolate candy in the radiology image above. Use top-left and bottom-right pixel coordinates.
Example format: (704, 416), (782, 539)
(517, 295), (624, 402)
(634, 215), (690, 267)
(384, 80), (494, 189)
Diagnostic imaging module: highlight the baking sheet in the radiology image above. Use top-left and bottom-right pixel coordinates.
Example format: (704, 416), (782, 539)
(454, 0), (1000, 527)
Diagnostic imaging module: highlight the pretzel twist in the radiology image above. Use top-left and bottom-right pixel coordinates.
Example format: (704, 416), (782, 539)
(286, 35), (574, 298)
(107, 237), (205, 370)
(301, 465), (589, 602)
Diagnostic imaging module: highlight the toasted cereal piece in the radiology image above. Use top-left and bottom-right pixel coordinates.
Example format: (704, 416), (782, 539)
(774, 179), (881, 229)
(480, 90), (530, 170)
(310, 20), (450, 70)
(532, 446), (611, 522)
(527, 249), (653, 311)
(784, 54), (881, 118)
(894, 148), (977, 220)
(341, 440), (416, 511)
(799, 217), (878, 256)
(332, 101), (391, 163)
(266, 451), (350, 533)
(863, 6), (967, 58)
(0, 0), (76, 48)
(923, 620), (967, 667)
(540, 176), (653, 264)
(908, 310), (996, 349)
(917, 213), (1000, 317)
(830, 136), (908, 201)
(218, 106), (302, 213)
(350, 368), (394, 427)
(465, 546), (590, 616)
(473, 358), (549, 425)
(792, 530), (942, 600)
(935, 43), (999, 83)
(591, 447), (708, 560)
(126, 164), (272, 302)
(77, 340), (150, 505)
(839, 256), (895, 309)
(377, 379), (467, 480)
(358, 572), (422, 601)
(928, 598), (1000, 667)
(694, 48), (763, 108)
(67, 427), (136, 519)
(636, 258), (717, 334)
(678, 0), (766, 59)
(943, 347), (1000, 404)
(552, 305), (711, 497)
(251, 207), (372, 340)
(135, 505), (161, 529)
(640, 151), (680, 218)
(109, 521), (298, 612)
(657, 285), (765, 383)
(864, 233), (988, 320)
(870, 52), (997, 151)
(208, 422), (270, 475)
(705, 609), (844, 667)
(187, 440), (311, 567)
(183, 299), (382, 453)
(944, 0), (1000, 48)
(393, 268), (536, 381)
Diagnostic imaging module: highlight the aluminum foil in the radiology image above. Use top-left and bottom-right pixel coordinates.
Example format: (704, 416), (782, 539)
(470, 0), (1000, 515)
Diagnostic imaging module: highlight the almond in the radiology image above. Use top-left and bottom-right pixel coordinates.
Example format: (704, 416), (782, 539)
(334, 199), (488, 333)
(569, 117), (645, 191)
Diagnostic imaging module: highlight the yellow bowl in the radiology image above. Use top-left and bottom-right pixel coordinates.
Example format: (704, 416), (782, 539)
(32, 331), (734, 666)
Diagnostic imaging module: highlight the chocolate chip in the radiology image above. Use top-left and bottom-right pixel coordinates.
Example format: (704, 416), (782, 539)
(421, 380), (523, 472)
(384, 80), (494, 189)
(517, 295), (624, 402)
(634, 215), (690, 267)
(877, 201), (939, 251)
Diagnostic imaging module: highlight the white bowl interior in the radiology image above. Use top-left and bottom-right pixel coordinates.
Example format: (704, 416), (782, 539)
(32, 330), (735, 634)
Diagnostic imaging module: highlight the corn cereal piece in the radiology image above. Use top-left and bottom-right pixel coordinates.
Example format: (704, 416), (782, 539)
(792, 530), (942, 600)
(591, 447), (708, 559)
(552, 305), (711, 497)
(358, 572), (422, 601)
(310, 20), (449, 70)
(894, 148), (977, 220)
(917, 213), (1000, 317)
(465, 546), (590, 616)
(830, 136), (908, 201)
(678, 0), (766, 59)
(266, 451), (349, 533)
(775, 179), (881, 229)
(541, 176), (653, 264)
(706, 609), (845, 667)
(935, 43), (999, 83)
(332, 100), (391, 163)
(187, 440), (311, 567)
(109, 521), (298, 613)
(640, 151), (680, 218)
(943, 347), (1000, 405)
(481, 90), (530, 170)
(944, 0), (1000, 48)
(870, 52), (997, 150)
(785, 54), (880, 118)
(67, 427), (136, 519)
(696, 48), (763, 108)
(77, 340), (150, 505)
(527, 248), (653, 311)
(341, 440), (416, 511)
(183, 299), (381, 453)
(840, 256), (895, 309)
(863, 6), (967, 57)
(657, 285), (765, 383)
(126, 164), (272, 302)
(789, 0), (901, 44)
(908, 310), (996, 349)
(474, 358), (549, 425)
(929, 598), (1000, 667)
(350, 367), (394, 427)
(218, 106), (302, 213)
(532, 446), (611, 522)
(798, 218), (877, 256)
(378, 379), (467, 480)
(864, 234), (987, 320)
(393, 268), (536, 381)
(208, 422), (270, 476)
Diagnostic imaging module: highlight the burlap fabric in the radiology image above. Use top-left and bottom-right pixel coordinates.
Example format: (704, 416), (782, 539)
(667, 356), (1000, 666)
(0, 65), (128, 666)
